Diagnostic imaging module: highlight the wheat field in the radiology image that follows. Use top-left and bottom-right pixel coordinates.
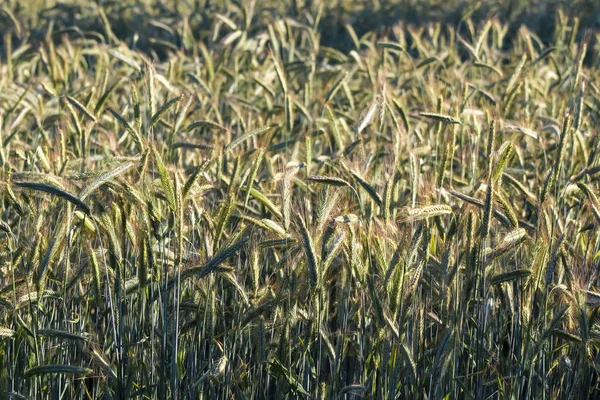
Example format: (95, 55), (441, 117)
(1, 0), (600, 399)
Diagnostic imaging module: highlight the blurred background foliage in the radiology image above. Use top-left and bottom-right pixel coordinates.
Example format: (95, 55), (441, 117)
(1, 0), (599, 58)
